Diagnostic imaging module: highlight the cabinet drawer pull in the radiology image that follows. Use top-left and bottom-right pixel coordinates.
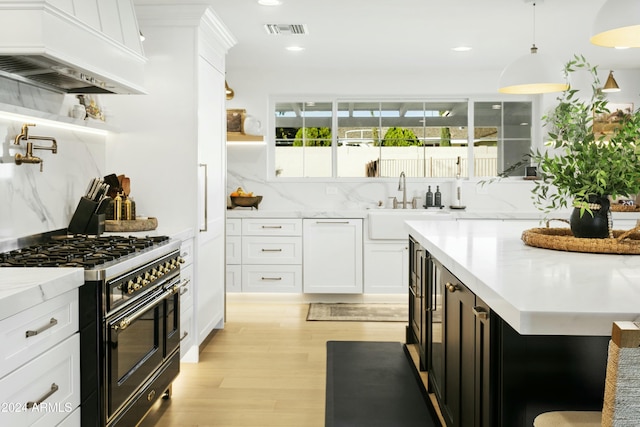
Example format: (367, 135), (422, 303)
(26, 317), (58, 338)
(261, 248), (282, 252)
(26, 383), (59, 409)
(180, 285), (189, 295)
(181, 331), (189, 340)
(261, 277), (282, 281)
(446, 283), (458, 293)
(261, 225), (282, 229)
(473, 306), (489, 320)
(316, 221), (349, 224)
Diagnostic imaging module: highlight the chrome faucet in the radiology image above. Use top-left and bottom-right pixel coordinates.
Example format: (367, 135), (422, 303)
(14, 123), (58, 172)
(397, 171), (407, 209)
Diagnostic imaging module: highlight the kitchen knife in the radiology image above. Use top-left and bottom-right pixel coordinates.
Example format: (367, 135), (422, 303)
(87, 178), (100, 200)
(84, 179), (95, 198)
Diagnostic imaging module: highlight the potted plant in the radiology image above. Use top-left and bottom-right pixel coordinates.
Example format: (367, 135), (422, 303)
(528, 55), (640, 238)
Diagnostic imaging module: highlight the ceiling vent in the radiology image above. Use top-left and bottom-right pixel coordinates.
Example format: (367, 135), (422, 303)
(264, 24), (308, 35)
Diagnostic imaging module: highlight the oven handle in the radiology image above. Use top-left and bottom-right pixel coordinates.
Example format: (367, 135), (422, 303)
(111, 280), (181, 333)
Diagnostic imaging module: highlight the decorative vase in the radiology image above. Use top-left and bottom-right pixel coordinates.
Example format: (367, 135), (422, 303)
(570, 195), (611, 239)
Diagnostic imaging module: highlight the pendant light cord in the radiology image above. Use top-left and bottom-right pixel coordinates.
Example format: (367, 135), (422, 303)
(532, 2), (537, 49)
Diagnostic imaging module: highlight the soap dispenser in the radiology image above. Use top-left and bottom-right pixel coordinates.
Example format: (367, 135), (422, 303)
(434, 185), (442, 207)
(425, 186), (433, 207)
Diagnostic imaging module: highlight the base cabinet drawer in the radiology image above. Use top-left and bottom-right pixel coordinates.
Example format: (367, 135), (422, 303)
(180, 306), (194, 360)
(226, 236), (242, 264)
(242, 265), (302, 292)
(56, 406), (80, 427)
(242, 219), (302, 236)
(226, 264), (242, 293)
(179, 263), (194, 312)
(0, 289), (79, 379)
(0, 334), (80, 427)
(242, 236), (302, 264)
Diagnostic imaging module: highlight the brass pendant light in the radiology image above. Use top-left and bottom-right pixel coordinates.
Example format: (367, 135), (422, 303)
(602, 70), (621, 93)
(225, 80), (234, 100)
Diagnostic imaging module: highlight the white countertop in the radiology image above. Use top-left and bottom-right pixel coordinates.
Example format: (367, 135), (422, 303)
(406, 219), (640, 336)
(226, 208), (640, 222)
(0, 268), (84, 321)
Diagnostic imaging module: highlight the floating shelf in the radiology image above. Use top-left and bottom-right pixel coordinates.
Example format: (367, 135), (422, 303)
(226, 132), (263, 142)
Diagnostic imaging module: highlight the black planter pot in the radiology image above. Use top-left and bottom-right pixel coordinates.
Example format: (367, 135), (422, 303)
(570, 195), (611, 239)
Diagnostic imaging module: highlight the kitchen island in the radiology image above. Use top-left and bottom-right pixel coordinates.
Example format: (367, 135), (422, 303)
(407, 219), (640, 336)
(405, 219), (640, 427)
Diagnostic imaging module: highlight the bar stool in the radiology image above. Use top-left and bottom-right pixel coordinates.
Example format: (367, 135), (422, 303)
(533, 321), (640, 427)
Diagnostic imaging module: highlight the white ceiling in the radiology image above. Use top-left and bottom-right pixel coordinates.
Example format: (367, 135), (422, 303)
(192, 0), (640, 75)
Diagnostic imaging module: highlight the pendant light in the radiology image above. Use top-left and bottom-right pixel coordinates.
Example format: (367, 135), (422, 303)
(601, 70), (621, 92)
(591, 0), (640, 48)
(498, 1), (568, 94)
(225, 80), (234, 100)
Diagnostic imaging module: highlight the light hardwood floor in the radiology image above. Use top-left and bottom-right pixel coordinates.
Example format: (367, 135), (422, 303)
(139, 298), (407, 427)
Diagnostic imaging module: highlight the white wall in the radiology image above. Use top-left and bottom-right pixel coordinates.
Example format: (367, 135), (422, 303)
(225, 65), (640, 214)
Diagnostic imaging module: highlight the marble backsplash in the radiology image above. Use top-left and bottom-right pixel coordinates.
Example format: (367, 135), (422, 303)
(227, 143), (541, 214)
(0, 78), (108, 239)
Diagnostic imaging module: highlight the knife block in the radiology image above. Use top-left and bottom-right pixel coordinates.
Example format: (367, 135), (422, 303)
(68, 197), (105, 235)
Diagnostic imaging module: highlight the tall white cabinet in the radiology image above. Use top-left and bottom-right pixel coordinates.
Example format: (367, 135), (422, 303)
(106, 4), (235, 362)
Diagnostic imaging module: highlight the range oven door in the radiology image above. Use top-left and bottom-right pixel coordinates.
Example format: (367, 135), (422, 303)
(105, 276), (180, 420)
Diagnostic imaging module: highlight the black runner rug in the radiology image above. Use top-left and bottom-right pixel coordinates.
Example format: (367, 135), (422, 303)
(325, 341), (440, 427)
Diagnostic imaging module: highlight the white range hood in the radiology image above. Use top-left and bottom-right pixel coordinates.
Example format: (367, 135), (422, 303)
(0, 0), (147, 94)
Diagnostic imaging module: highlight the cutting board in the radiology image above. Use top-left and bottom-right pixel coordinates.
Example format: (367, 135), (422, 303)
(105, 217), (158, 232)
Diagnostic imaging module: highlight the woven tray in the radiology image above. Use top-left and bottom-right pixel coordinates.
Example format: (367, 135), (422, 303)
(610, 204), (640, 212)
(521, 221), (640, 254)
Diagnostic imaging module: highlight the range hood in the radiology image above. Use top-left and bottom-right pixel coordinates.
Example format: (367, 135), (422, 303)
(0, 1), (147, 94)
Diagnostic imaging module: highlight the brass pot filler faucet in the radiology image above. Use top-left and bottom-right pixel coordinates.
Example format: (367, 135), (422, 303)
(14, 123), (58, 172)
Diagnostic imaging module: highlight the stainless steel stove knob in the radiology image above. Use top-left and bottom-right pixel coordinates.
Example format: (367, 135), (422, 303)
(134, 283), (142, 291)
(177, 256), (185, 264)
(164, 261), (171, 270)
(127, 280), (135, 294)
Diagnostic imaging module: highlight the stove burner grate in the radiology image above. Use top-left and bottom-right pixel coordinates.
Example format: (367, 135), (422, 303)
(0, 235), (170, 268)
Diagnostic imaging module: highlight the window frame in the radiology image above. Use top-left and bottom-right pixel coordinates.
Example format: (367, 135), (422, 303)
(267, 95), (539, 182)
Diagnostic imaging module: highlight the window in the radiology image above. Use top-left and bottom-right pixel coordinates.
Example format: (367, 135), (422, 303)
(271, 98), (532, 179)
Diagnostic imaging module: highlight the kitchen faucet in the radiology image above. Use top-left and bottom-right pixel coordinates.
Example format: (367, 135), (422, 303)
(397, 171), (407, 209)
(14, 123), (58, 172)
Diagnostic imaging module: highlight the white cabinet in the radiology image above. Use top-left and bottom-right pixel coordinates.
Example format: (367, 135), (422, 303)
(239, 218), (303, 293)
(226, 218), (242, 293)
(303, 219), (363, 293)
(0, 289), (80, 427)
(107, 5), (235, 362)
(364, 242), (409, 293)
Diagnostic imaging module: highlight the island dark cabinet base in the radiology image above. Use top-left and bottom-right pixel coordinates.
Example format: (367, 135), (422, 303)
(407, 235), (610, 427)
(496, 321), (609, 427)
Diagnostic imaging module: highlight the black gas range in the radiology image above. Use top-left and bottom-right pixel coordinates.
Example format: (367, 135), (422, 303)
(0, 230), (184, 427)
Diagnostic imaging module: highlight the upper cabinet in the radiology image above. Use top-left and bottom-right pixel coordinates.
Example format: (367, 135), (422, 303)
(0, 0), (146, 94)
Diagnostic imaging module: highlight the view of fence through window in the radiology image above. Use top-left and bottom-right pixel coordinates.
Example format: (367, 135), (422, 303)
(273, 100), (532, 178)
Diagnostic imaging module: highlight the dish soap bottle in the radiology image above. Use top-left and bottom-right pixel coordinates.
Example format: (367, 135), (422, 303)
(426, 186), (433, 207)
(435, 185), (442, 207)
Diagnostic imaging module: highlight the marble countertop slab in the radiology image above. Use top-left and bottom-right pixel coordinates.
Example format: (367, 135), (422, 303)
(0, 268), (84, 321)
(406, 219), (640, 337)
(226, 208), (640, 222)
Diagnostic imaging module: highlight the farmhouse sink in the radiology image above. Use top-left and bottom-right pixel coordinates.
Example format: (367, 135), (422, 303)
(368, 209), (454, 240)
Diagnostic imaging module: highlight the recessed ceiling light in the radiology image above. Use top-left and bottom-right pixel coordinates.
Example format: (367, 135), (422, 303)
(452, 46), (472, 52)
(258, 0), (282, 5)
(286, 46), (305, 52)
